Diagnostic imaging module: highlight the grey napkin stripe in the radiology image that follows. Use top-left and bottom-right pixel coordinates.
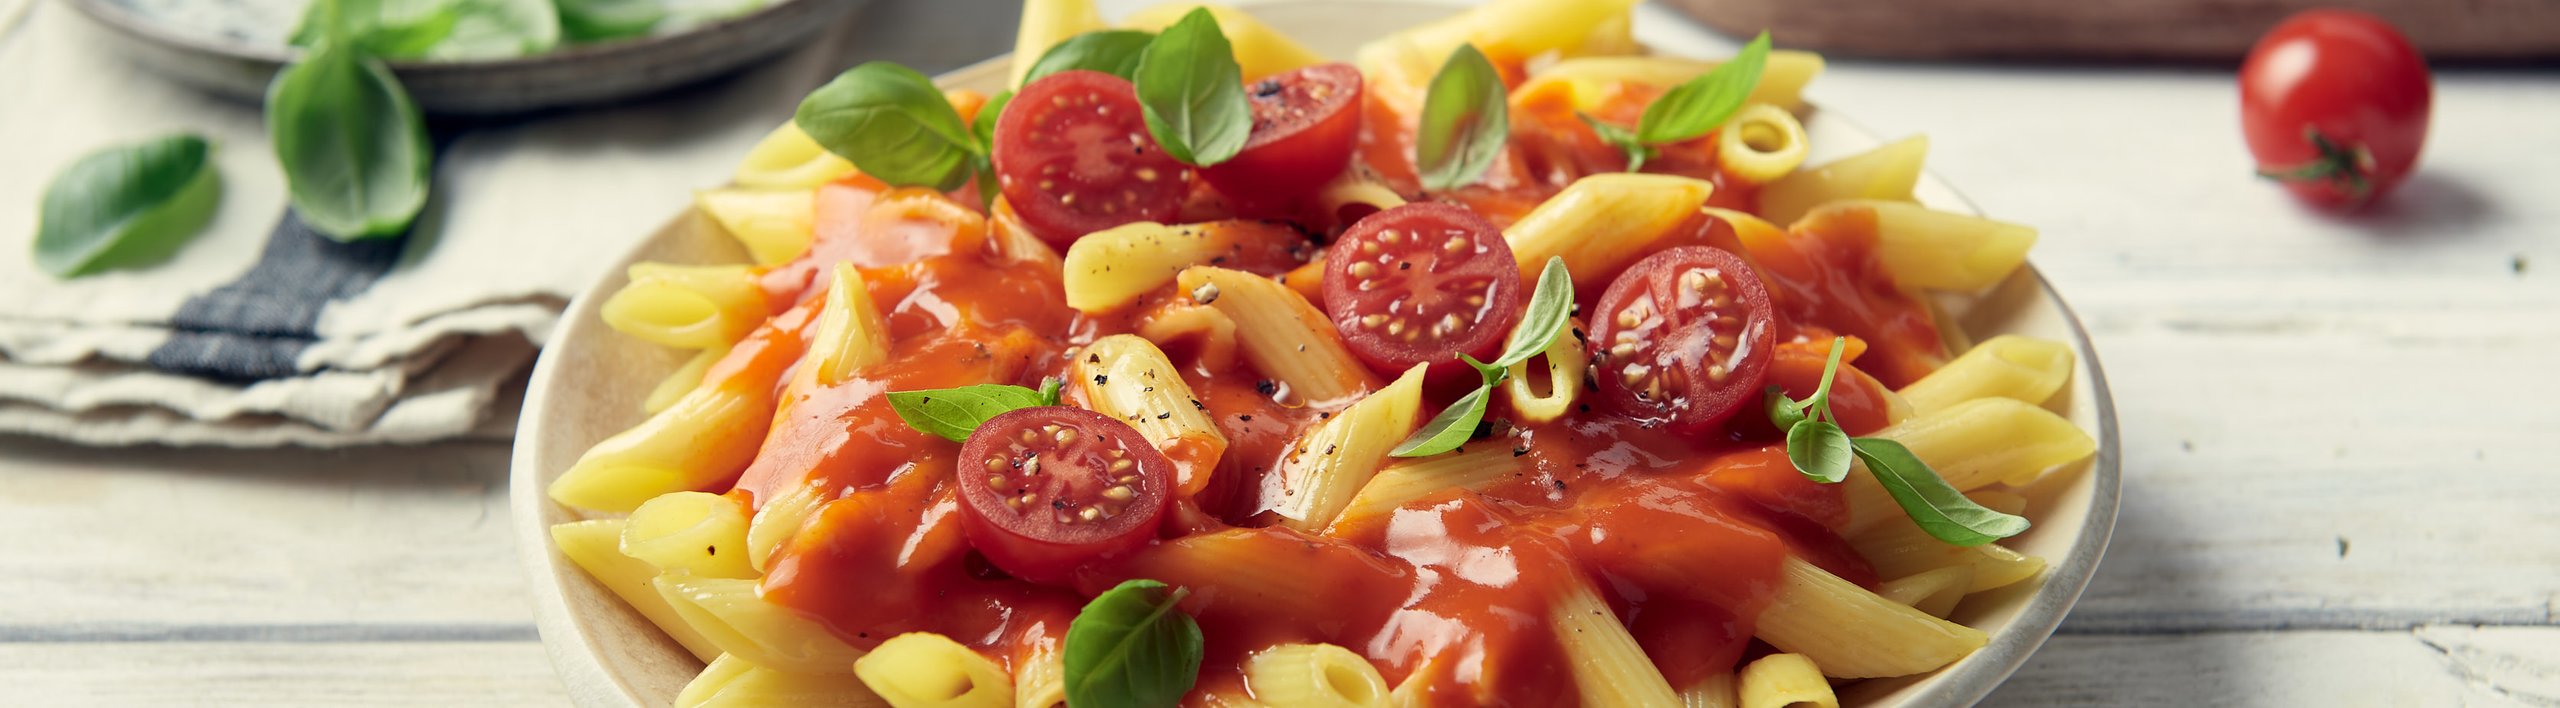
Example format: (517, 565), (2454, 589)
(144, 211), (407, 382)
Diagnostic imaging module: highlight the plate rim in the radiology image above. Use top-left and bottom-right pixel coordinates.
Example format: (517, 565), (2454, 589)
(509, 10), (2122, 707)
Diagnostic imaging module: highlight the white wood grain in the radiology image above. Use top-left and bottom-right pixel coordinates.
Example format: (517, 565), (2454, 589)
(1982, 627), (2560, 707)
(0, 642), (564, 705)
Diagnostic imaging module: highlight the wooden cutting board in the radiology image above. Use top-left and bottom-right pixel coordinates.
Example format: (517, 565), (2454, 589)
(1662, 0), (2560, 61)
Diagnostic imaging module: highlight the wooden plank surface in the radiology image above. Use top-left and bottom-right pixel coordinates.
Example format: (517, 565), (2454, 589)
(2, 0), (2557, 705)
(1660, 0), (2560, 61)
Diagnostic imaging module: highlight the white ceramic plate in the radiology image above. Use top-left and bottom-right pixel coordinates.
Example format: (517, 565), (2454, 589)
(512, 3), (2122, 705)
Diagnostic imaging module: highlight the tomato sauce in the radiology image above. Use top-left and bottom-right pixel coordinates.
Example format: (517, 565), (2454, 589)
(722, 71), (1935, 704)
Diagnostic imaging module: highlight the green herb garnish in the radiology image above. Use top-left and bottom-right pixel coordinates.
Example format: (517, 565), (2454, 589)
(1131, 8), (1250, 166)
(31, 134), (223, 278)
(1025, 29), (1156, 84)
(885, 380), (1059, 443)
(1766, 337), (2030, 546)
(1391, 257), (1573, 457)
(268, 0), (434, 241)
(1585, 32), (1770, 172)
(794, 62), (984, 192)
(1415, 44), (1508, 191)
(1063, 579), (1204, 708)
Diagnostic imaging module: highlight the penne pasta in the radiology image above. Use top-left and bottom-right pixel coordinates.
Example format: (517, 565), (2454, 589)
(1061, 222), (1273, 313)
(1679, 672), (1740, 708)
(1075, 334), (1229, 496)
(696, 187), (816, 265)
(1123, 3), (1326, 81)
(1551, 574), (1682, 708)
(1897, 335), (2075, 415)
(1331, 445), (1523, 534)
(676, 654), (889, 708)
(1816, 201), (2041, 292)
(734, 122), (858, 191)
(1758, 135), (1929, 227)
(1269, 364), (1427, 532)
(548, 380), (772, 513)
(622, 491), (758, 579)
(803, 263), (893, 389)
(747, 481), (829, 574)
(602, 263), (768, 351)
(655, 574), (866, 675)
(551, 520), (721, 663)
(1383, 0), (1640, 67)
(1177, 266), (1378, 405)
(1242, 643), (1391, 708)
(1736, 653), (1839, 708)
(1010, 0), (1106, 87)
(1503, 173), (1716, 290)
(1012, 639), (1066, 708)
(854, 632), (1016, 708)
(1501, 316), (1588, 425)
(1717, 104), (1812, 185)
(645, 344), (729, 415)
(1871, 397), (2097, 492)
(1753, 556), (1986, 678)
(1135, 303), (1242, 371)
(1877, 565), (1976, 619)
(1851, 511), (2046, 594)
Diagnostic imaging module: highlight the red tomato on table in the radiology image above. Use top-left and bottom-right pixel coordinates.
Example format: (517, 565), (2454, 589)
(2239, 9), (2432, 209)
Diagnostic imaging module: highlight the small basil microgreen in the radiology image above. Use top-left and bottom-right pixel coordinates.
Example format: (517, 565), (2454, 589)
(1025, 29), (1156, 84)
(1763, 337), (2030, 546)
(885, 381), (1058, 443)
(1584, 31), (1771, 172)
(1415, 43), (1508, 191)
(1391, 257), (1572, 458)
(1131, 8), (1250, 166)
(1063, 579), (1203, 708)
(794, 62), (984, 192)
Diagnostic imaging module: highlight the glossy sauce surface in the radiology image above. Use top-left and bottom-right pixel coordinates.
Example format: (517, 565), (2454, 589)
(721, 76), (1928, 705)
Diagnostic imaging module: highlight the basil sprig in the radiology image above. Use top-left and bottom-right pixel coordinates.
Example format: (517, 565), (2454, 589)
(1064, 579), (1203, 708)
(1132, 8), (1250, 166)
(1026, 29), (1155, 84)
(1766, 337), (2030, 546)
(1584, 32), (1770, 172)
(884, 378), (1063, 442)
(556, 0), (668, 43)
(31, 134), (223, 278)
(289, 0), (562, 61)
(1415, 44), (1508, 191)
(268, 0), (434, 241)
(1391, 257), (1572, 457)
(795, 62), (985, 192)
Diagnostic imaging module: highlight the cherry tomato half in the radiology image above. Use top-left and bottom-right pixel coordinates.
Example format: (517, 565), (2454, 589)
(994, 70), (1191, 246)
(1200, 63), (1365, 207)
(2239, 9), (2431, 208)
(955, 406), (1174, 585)
(1323, 202), (1522, 379)
(1589, 246), (1777, 435)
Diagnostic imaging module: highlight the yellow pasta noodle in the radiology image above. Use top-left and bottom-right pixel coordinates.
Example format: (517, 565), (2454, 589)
(1075, 334), (1228, 494)
(1817, 201), (2040, 292)
(1269, 364), (1427, 532)
(1013, 641), (1066, 708)
(854, 632), (1015, 708)
(1897, 335), (2074, 415)
(805, 263), (893, 388)
(734, 122), (858, 191)
(1135, 303), (1241, 372)
(748, 482), (830, 574)
(550, 520), (721, 663)
(622, 491), (757, 579)
(1123, 3), (1325, 81)
(655, 575), (866, 675)
(1550, 575), (1681, 707)
(1385, 0), (1640, 67)
(1872, 397), (2097, 492)
(1503, 173), (1715, 290)
(1011, 0), (1106, 87)
(1243, 643), (1390, 708)
(645, 344), (729, 415)
(1177, 266), (1378, 406)
(1758, 135), (1929, 227)
(1516, 51), (1828, 114)
(1851, 514), (2045, 594)
(1501, 316), (1588, 425)
(676, 653), (889, 708)
(1717, 104), (1811, 185)
(1753, 556), (1986, 678)
(1966, 489), (2029, 517)
(1331, 445), (1522, 533)
(1680, 672), (1739, 708)
(1736, 653), (1838, 708)
(549, 378), (771, 513)
(603, 263), (767, 350)
(1062, 222), (1258, 313)
(1877, 565), (1976, 619)
(696, 187), (816, 265)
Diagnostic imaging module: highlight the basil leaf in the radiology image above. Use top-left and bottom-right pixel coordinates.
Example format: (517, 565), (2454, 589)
(795, 62), (982, 192)
(1489, 257), (1573, 369)
(1635, 32), (1770, 146)
(32, 134), (222, 278)
(557, 0), (666, 42)
(1576, 112), (1653, 173)
(1415, 44), (1507, 191)
(1065, 579), (1203, 708)
(291, 0), (458, 58)
(1764, 386), (1806, 430)
(1037, 376), (1063, 407)
(267, 24), (433, 241)
(1390, 384), (1491, 458)
(421, 0), (560, 60)
(973, 90), (1012, 149)
(1851, 437), (2031, 546)
(884, 384), (1050, 443)
(1132, 8), (1250, 166)
(1461, 353), (1509, 388)
(1785, 420), (1852, 483)
(1026, 30), (1155, 84)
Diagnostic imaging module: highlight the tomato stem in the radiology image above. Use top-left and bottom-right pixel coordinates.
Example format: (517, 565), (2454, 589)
(2256, 127), (2376, 205)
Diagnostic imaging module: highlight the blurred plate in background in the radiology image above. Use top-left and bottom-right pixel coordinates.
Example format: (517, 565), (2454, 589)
(65, 0), (869, 114)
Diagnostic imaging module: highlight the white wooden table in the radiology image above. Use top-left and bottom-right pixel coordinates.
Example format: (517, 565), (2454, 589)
(5, 0), (2558, 704)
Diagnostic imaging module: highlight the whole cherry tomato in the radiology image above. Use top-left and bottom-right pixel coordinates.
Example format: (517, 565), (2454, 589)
(2238, 9), (2431, 209)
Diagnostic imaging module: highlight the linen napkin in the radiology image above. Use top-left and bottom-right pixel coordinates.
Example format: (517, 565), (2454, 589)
(0, 0), (1019, 446)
